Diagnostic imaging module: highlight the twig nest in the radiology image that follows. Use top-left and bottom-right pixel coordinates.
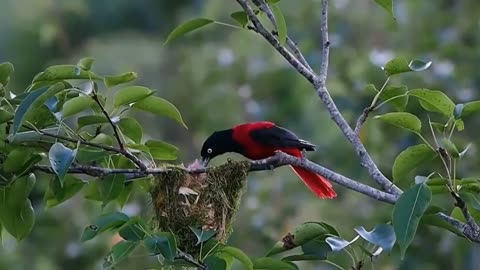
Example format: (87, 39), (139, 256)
(150, 160), (250, 255)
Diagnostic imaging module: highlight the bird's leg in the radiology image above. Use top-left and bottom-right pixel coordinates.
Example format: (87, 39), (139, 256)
(300, 148), (308, 161)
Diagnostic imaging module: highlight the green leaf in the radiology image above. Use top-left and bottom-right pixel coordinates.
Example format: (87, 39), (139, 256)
(461, 100), (480, 117)
(204, 255), (228, 270)
(383, 57), (431, 76)
(32, 65), (101, 83)
(117, 182), (134, 208)
(44, 175), (85, 208)
(0, 109), (14, 124)
(282, 255), (323, 262)
(266, 222), (329, 256)
(354, 224), (396, 252)
(77, 57), (95, 71)
(301, 239), (331, 260)
(105, 240), (139, 268)
(392, 144), (436, 185)
(420, 214), (464, 237)
(8, 174), (36, 201)
(189, 226), (217, 245)
(133, 95), (187, 128)
(61, 96), (95, 119)
(3, 147), (33, 173)
(100, 174), (125, 208)
(0, 199), (35, 241)
(374, 0), (395, 18)
(118, 117), (143, 143)
(13, 83), (65, 135)
(230, 11), (248, 27)
(164, 18), (214, 45)
(392, 183), (432, 259)
(270, 3), (287, 45)
(48, 143), (78, 185)
(374, 112), (421, 133)
(119, 217), (149, 241)
(114, 86), (152, 107)
(253, 257), (297, 270)
(0, 174), (36, 241)
(144, 233), (177, 260)
(77, 115), (108, 130)
(439, 138), (459, 158)
(0, 62), (14, 86)
(380, 85), (409, 111)
(76, 147), (108, 163)
(90, 133), (113, 145)
(459, 192), (480, 211)
(409, 89), (455, 117)
(104, 72), (138, 88)
(222, 246), (253, 270)
(145, 140), (178, 160)
(80, 212), (129, 242)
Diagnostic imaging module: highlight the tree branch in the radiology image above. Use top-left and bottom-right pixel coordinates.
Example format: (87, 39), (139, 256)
(32, 153), (480, 242)
(236, 0), (402, 196)
(35, 152), (397, 204)
(18, 125), (146, 171)
(90, 90), (147, 171)
(233, 0), (480, 243)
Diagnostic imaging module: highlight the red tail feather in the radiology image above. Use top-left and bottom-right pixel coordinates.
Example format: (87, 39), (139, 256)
(290, 166), (337, 199)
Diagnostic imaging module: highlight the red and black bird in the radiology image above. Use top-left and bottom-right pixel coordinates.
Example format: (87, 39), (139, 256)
(200, 121), (337, 199)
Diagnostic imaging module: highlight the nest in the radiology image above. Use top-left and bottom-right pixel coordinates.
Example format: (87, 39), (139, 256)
(150, 160), (250, 255)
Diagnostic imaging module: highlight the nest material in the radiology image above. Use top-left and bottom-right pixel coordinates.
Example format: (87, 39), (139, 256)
(150, 161), (250, 255)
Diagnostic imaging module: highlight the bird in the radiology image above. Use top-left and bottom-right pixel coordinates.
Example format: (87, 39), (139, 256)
(200, 121), (336, 198)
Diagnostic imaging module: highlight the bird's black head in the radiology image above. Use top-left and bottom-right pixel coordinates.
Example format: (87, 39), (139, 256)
(201, 129), (243, 166)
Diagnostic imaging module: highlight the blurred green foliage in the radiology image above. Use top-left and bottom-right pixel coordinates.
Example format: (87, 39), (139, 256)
(1, 0), (480, 269)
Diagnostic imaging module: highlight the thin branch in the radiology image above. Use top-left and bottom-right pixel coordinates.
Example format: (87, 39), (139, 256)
(251, 0), (314, 72)
(236, 0), (318, 83)
(90, 90), (147, 171)
(354, 77), (390, 135)
(35, 152), (397, 204)
(236, 0), (402, 196)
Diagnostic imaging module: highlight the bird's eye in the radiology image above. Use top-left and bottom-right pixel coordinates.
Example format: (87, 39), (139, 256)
(207, 148), (213, 154)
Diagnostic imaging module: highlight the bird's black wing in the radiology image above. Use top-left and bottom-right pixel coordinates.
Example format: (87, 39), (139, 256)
(249, 125), (316, 151)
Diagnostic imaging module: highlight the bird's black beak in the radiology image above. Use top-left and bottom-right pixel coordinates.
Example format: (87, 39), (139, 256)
(202, 157), (210, 167)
